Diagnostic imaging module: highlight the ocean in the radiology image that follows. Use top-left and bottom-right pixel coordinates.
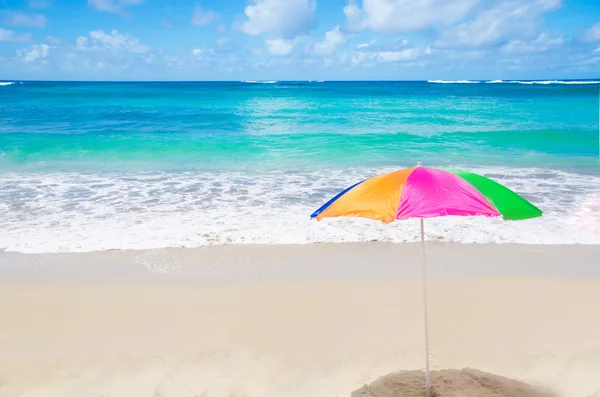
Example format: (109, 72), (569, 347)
(1, 80), (599, 253)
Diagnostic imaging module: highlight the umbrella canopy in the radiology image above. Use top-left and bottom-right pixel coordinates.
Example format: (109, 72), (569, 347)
(311, 166), (542, 223)
(310, 165), (542, 397)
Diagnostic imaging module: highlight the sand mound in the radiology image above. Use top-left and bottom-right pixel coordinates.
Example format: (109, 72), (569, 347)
(351, 368), (555, 397)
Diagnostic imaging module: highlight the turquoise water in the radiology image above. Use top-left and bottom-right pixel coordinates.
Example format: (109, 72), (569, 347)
(1, 80), (599, 252)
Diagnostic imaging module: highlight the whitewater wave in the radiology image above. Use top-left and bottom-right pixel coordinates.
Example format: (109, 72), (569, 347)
(1, 167), (599, 253)
(516, 80), (600, 85)
(243, 80), (278, 84)
(0, 82), (15, 86)
(428, 80), (479, 84)
(429, 79), (599, 85)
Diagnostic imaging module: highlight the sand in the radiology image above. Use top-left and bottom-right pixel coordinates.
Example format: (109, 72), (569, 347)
(0, 243), (599, 397)
(352, 368), (556, 397)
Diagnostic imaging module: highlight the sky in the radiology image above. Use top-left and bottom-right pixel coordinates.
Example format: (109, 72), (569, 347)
(0, 0), (599, 80)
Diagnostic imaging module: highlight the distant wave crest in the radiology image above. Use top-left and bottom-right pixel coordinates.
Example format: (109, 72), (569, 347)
(429, 79), (599, 85)
(243, 80), (278, 84)
(511, 80), (600, 85)
(0, 82), (15, 86)
(427, 80), (479, 84)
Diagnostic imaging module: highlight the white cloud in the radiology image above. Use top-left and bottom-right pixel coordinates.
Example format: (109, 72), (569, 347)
(17, 43), (50, 63)
(584, 22), (600, 42)
(61, 30), (160, 73)
(376, 48), (420, 62)
(344, 0), (478, 34)
(266, 38), (295, 55)
(28, 0), (52, 8)
(352, 46), (427, 65)
(191, 5), (219, 26)
(87, 0), (144, 14)
(192, 48), (203, 57)
(76, 30), (151, 54)
(502, 31), (564, 53)
(0, 28), (31, 43)
(357, 39), (375, 49)
(76, 36), (88, 47)
(395, 38), (409, 46)
(436, 0), (561, 48)
(242, 0), (316, 39)
(594, 47), (600, 53)
(351, 50), (375, 65)
(2, 11), (48, 27)
(46, 35), (61, 45)
(314, 26), (346, 55)
(216, 37), (230, 47)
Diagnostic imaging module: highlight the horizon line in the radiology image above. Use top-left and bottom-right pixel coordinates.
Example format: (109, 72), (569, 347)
(2, 78), (599, 83)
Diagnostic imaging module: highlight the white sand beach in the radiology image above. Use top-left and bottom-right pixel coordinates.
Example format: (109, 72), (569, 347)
(1, 243), (599, 397)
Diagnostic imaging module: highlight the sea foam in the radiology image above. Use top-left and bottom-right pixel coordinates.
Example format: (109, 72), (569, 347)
(429, 80), (599, 85)
(428, 80), (479, 83)
(1, 167), (599, 253)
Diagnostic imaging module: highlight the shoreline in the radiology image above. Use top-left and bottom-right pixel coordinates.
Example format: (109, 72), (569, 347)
(1, 242), (599, 283)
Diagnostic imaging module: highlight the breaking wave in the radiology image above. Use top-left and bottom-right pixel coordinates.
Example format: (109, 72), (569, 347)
(429, 79), (599, 85)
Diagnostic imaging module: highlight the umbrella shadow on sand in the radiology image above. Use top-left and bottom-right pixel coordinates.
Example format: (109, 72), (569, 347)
(351, 368), (556, 397)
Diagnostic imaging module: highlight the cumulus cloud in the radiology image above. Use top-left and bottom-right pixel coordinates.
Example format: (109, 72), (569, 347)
(502, 31), (564, 53)
(0, 28), (31, 43)
(216, 37), (230, 47)
(436, 0), (561, 48)
(314, 26), (346, 55)
(344, 0), (478, 34)
(352, 46), (428, 65)
(60, 30), (156, 73)
(2, 11), (48, 27)
(45, 35), (61, 45)
(376, 48), (420, 62)
(584, 22), (600, 42)
(265, 38), (296, 55)
(191, 5), (219, 26)
(87, 0), (144, 14)
(76, 30), (151, 54)
(242, 0), (316, 39)
(357, 39), (376, 49)
(17, 43), (50, 63)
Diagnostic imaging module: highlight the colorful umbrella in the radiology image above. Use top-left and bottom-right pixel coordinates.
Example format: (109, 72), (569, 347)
(311, 165), (542, 397)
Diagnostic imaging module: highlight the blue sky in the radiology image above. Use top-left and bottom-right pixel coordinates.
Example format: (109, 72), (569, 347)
(0, 0), (599, 80)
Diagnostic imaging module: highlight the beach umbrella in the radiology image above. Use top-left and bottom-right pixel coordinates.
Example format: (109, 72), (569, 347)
(310, 165), (542, 397)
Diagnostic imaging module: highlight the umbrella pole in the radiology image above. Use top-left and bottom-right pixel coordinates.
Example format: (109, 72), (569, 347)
(420, 218), (431, 397)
